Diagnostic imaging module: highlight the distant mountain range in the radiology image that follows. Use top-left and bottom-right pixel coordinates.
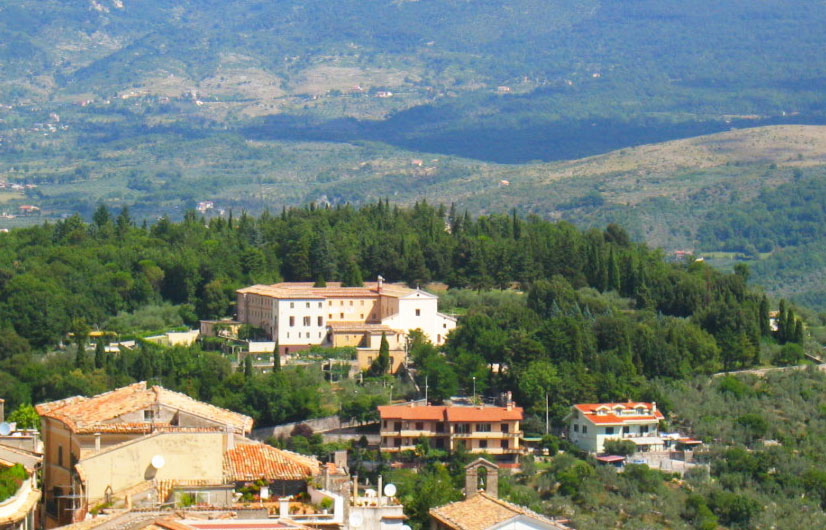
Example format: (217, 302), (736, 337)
(3, 0), (826, 307)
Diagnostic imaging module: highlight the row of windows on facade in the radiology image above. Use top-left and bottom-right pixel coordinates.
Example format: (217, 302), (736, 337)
(253, 307), (424, 322)
(390, 438), (509, 449)
(572, 424), (650, 435)
(288, 300), (367, 308)
(384, 421), (508, 433)
(285, 332), (324, 339)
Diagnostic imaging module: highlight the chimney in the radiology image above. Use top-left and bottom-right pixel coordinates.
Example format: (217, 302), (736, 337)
(352, 474), (359, 503)
(94, 432), (101, 452)
(652, 402), (657, 413)
(226, 425), (235, 450)
(377, 275), (384, 293)
(378, 475), (383, 507)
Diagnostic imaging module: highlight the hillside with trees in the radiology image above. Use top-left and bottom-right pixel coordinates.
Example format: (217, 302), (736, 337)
(0, 203), (793, 416)
(0, 204), (820, 528)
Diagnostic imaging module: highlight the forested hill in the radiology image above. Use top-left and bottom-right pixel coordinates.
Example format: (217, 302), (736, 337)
(3, 0), (826, 163)
(0, 203), (788, 417)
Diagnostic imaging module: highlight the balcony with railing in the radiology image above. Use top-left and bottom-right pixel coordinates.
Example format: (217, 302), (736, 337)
(452, 430), (522, 439)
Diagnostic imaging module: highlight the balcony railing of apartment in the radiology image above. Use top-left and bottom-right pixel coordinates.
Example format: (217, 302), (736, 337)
(380, 430), (448, 438)
(466, 447), (521, 455)
(381, 445), (417, 452)
(451, 431), (522, 439)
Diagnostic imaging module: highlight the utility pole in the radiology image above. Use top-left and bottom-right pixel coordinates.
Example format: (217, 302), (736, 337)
(425, 375), (428, 404)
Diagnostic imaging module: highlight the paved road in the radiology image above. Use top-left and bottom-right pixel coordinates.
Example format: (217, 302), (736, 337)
(712, 363), (826, 378)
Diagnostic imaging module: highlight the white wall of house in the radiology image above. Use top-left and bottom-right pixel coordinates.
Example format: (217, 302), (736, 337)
(568, 421), (659, 453)
(239, 286), (456, 349)
(276, 299), (326, 347)
(381, 291), (456, 345)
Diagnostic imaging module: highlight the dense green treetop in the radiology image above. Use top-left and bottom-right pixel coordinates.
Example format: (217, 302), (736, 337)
(0, 202), (778, 422)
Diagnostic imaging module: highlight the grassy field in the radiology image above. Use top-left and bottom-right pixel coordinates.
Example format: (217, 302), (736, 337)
(0, 191), (24, 204)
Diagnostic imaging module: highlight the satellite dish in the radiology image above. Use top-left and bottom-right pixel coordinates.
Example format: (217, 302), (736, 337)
(401, 525), (412, 530)
(383, 484), (397, 497)
(260, 487), (270, 500)
(364, 489), (376, 497)
(151, 455), (165, 469)
(0, 423), (10, 436)
(349, 513), (364, 528)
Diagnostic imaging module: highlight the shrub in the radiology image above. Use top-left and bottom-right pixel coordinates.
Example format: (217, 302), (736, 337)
(717, 376), (753, 399)
(0, 464), (27, 502)
(706, 490), (761, 527)
(774, 343), (804, 366)
(540, 434), (560, 456)
(603, 439), (637, 456)
(622, 464), (663, 494)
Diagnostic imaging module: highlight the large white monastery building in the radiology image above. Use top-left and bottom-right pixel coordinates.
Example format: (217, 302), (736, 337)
(236, 280), (456, 355)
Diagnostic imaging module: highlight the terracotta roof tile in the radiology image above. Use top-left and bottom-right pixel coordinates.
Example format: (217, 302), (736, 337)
(445, 407), (523, 422)
(429, 493), (568, 530)
(35, 382), (253, 434)
(378, 405), (447, 421)
(223, 440), (320, 482)
(237, 282), (413, 300)
(574, 402), (664, 425)
(378, 405), (523, 422)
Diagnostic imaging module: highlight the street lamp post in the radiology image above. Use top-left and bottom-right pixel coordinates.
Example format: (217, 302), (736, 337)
(472, 376), (476, 403)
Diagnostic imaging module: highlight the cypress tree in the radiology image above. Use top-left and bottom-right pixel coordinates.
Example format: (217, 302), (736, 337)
(75, 340), (86, 369)
(244, 354), (253, 378)
(759, 295), (770, 336)
(777, 300), (787, 343)
(95, 339), (105, 369)
(794, 319), (804, 344)
(784, 309), (796, 345)
(371, 333), (391, 375)
(273, 340), (281, 372)
(607, 247), (621, 293)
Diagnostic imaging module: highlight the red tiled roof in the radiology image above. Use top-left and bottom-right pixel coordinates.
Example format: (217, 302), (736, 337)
(445, 406), (523, 422)
(237, 282), (413, 300)
(223, 440), (320, 482)
(573, 402), (664, 425)
(378, 405), (447, 421)
(429, 492), (569, 530)
(378, 405), (523, 422)
(35, 382), (253, 434)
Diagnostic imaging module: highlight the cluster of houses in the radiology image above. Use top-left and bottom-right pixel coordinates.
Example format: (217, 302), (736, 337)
(0, 282), (704, 530)
(1, 385), (592, 530)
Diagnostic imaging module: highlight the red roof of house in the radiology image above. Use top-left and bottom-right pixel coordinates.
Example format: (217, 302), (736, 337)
(445, 406), (523, 422)
(378, 404), (523, 422)
(378, 405), (447, 421)
(36, 382), (253, 434)
(573, 402), (663, 425)
(223, 440), (320, 481)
